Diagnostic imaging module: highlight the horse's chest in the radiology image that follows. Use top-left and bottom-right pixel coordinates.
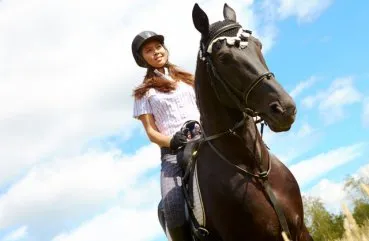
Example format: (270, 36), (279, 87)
(202, 172), (282, 236)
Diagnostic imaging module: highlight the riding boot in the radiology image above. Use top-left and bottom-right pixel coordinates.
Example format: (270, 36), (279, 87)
(167, 223), (192, 241)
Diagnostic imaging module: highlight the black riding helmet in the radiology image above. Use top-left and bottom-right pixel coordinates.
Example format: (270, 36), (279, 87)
(131, 31), (165, 68)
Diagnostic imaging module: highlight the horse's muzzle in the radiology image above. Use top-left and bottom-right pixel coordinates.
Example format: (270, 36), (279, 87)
(263, 101), (297, 132)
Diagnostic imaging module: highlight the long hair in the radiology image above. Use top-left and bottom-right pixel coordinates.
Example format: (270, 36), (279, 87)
(133, 63), (194, 99)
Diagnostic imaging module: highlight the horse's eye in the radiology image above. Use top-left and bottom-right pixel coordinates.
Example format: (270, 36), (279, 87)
(212, 41), (223, 52)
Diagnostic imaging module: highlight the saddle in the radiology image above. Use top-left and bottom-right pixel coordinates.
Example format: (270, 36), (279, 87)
(158, 120), (213, 241)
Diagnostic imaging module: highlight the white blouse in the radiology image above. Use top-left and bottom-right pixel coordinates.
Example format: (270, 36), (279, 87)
(133, 69), (200, 137)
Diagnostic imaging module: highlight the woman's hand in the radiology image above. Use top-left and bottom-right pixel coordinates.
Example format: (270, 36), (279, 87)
(169, 131), (187, 150)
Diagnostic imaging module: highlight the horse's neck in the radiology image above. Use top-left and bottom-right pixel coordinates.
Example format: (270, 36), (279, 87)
(195, 64), (238, 137)
(242, 117), (269, 171)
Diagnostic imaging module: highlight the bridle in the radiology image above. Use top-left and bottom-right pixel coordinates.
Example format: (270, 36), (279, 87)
(199, 23), (275, 115)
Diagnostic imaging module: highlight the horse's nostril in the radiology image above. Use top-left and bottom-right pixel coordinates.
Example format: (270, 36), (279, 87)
(270, 102), (284, 114)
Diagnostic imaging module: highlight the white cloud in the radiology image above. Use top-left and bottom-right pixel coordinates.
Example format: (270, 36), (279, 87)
(363, 97), (369, 128)
(51, 174), (164, 241)
(307, 179), (346, 213)
(277, 0), (334, 22)
(47, 154), (163, 241)
(319, 77), (361, 109)
(51, 206), (163, 241)
(0, 108), (138, 188)
(120, 178), (161, 209)
(290, 143), (366, 187)
(301, 95), (318, 109)
(0, 0), (143, 187)
(302, 76), (362, 124)
(353, 162), (369, 181)
(295, 122), (315, 138)
(290, 76), (318, 99)
(1, 226), (28, 241)
(0, 144), (160, 232)
(259, 0), (334, 23)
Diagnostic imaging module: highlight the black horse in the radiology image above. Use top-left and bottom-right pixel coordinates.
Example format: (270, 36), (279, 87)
(158, 3), (313, 241)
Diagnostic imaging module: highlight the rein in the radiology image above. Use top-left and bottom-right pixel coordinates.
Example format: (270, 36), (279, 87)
(192, 115), (271, 179)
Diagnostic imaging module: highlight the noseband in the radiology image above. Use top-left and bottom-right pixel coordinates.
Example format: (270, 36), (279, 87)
(199, 23), (274, 116)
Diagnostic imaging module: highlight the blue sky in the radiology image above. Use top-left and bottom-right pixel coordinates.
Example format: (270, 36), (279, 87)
(0, 0), (368, 241)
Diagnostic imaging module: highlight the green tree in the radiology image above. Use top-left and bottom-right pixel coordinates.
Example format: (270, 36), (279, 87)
(344, 176), (369, 203)
(303, 196), (344, 241)
(344, 176), (369, 226)
(352, 200), (369, 226)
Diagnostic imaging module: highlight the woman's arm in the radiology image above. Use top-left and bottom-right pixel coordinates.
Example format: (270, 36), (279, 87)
(138, 114), (171, 148)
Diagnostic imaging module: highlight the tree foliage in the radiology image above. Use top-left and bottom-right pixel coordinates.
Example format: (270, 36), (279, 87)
(344, 176), (369, 226)
(303, 196), (344, 241)
(343, 176), (369, 204)
(352, 201), (369, 226)
(303, 175), (369, 240)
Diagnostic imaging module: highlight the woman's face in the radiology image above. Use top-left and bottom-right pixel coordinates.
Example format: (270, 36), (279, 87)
(141, 40), (168, 68)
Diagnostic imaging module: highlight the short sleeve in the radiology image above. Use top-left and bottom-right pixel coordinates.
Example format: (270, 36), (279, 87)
(133, 93), (153, 119)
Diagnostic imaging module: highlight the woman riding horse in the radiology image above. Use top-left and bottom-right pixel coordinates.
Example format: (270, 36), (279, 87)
(131, 31), (198, 241)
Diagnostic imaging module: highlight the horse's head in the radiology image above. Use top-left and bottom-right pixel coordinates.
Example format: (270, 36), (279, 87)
(192, 3), (296, 132)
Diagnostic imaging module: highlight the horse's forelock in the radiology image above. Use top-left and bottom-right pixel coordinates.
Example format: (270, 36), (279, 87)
(202, 20), (240, 45)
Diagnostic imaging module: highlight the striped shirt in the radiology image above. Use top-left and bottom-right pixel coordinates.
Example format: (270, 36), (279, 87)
(133, 70), (200, 137)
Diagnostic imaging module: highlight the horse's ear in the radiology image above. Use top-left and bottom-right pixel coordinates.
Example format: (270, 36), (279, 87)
(192, 3), (209, 36)
(223, 3), (236, 22)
